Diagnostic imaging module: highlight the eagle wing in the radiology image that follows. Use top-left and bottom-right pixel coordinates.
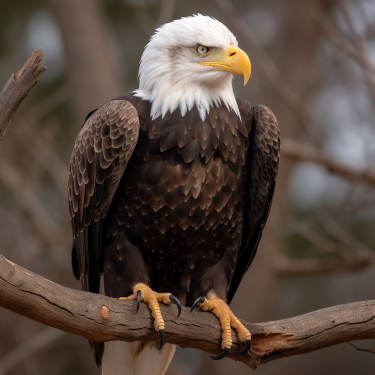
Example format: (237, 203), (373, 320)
(227, 104), (280, 304)
(68, 100), (140, 293)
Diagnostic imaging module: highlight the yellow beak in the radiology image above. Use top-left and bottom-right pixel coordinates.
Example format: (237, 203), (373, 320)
(199, 45), (251, 85)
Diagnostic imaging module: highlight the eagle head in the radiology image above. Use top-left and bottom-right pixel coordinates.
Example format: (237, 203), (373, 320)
(134, 14), (251, 121)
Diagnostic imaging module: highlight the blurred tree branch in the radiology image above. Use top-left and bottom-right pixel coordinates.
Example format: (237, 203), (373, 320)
(348, 342), (375, 355)
(282, 139), (375, 186)
(1, 255), (375, 370)
(312, 1), (375, 106)
(275, 255), (373, 275)
(0, 49), (46, 141)
(276, 215), (375, 275)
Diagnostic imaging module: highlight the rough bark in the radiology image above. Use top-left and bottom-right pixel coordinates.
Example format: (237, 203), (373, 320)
(1, 255), (374, 370)
(0, 49), (46, 141)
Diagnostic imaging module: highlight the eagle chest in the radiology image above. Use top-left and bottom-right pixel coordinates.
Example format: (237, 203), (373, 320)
(114, 107), (249, 269)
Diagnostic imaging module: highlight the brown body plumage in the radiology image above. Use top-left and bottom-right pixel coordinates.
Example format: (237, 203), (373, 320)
(68, 92), (280, 364)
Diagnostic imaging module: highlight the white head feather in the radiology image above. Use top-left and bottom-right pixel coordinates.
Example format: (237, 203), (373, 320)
(134, 14), (241, 121)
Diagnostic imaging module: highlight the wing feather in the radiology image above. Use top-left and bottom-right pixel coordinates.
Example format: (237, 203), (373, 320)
(227, 104), (280, 304)
(69, 100), (140, 292)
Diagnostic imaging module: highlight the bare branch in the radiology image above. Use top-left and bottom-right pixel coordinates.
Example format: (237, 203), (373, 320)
(14, 121), (69, 197)
(312, 2), (375, 105)
(21, 87), (70, 123)
(7, 87), (71, 198)
(0, 158), (64, 245)
(311, 5), (359, 61)
(339, 0), (375, 105)
(289, 221), (353, 258)
(274, 255), (372, 275)
(1, 255), (375, 370)
(348, 342), (375, 355)
(282, 139), (375, 185)
(0, 49), (46, 141)
(317, 212), (371, 255)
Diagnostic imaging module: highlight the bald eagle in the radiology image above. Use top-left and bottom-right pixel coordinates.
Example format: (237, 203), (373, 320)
(69, 14), (280, 375)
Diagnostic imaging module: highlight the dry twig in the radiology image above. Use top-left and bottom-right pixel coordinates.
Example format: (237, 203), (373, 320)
(348, 342), (375, 355)
(0, 49), (46, 141)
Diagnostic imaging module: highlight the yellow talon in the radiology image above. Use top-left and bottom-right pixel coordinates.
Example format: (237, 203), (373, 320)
(120, 283), (172, 331)
(197, 292), (251, 350)
(120, 283), (183, 350)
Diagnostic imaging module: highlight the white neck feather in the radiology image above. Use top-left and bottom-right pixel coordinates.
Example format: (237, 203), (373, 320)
(134, 73), (240, 121)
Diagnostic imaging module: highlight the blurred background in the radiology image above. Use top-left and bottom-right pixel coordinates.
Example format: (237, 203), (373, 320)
(1, 0), (375, 374)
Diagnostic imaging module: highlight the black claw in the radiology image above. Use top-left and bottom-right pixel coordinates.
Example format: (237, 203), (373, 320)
(136, 290), (141, 313)
(210, 347), (229, 360)
(157, 329), (164, 350)
(190, 296), (206, 312)
(230, 339), (251, 355)
(169, 294), (182, 317)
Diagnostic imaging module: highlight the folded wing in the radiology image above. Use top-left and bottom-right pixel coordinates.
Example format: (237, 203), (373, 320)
(227, 104), (280, 304)
(68, 100), (140, 293)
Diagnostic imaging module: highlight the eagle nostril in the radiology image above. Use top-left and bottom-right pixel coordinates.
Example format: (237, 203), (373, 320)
(229, 52), (236, 57)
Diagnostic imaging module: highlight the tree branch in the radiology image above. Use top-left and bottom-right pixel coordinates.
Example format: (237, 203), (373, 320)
(348, 342), (375, 355)
(274, 255), (373, 275)
(282, 139), (375, 185)
(0, 49), (46, 141)
(1, 255), (375, 370)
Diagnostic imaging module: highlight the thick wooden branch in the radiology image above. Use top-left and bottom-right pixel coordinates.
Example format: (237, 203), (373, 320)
(0, 48), (46, 140)
(1, 255), (375, 369)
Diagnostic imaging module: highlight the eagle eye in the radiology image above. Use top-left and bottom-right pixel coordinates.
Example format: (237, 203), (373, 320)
(196, 45), (210, 55)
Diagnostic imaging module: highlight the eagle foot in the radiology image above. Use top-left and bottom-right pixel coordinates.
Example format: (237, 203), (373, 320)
(191, 294), (251, 360)
(120, 283), (181, 350)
